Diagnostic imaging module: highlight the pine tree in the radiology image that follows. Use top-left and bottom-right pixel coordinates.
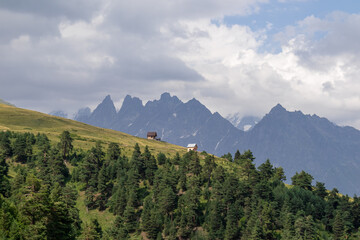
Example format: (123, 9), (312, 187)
(258, 159), (274, 181)
(147, 208), (163, 240)
(188, 151), (201, 176)
(107, 142), (121, 161)
(58, 131), (73, 161)
(0, 155), (10, 197)
(84, 186), (97, 211)
(123, 199), (137, 233)
(281, 212), (295, 240)
(333, 211), (344, 240)
(144, 147), (158, 185)
(17, 175), (50, 239)
(273, 167), (286, 182)
(109, 180), (127, 216)
(314, 181), (328, 199)
(13, 135), (27, 163)
(80, 150), (102, 189)
(201, 154), (216, 184)
(131, 143), (145, 179)
(109, 216), (129, 239)
(97, 165), (111, 210)
(234, 150), (241, 164)
(206, 200), (225, 240)
(250, 218), (263, 240)
(224, 204), (240, 240)
(221, 152), (233, 162)
(80, 221), (101, 240)
(47, 184), (80, 240)
(158, 186), (177, 216)
(49, 147), (69, 186)
(157, 152), (166, 165)
(0, 132), (12, 157)
(291, 171), (314, 191)
(172, 152), (181, 165)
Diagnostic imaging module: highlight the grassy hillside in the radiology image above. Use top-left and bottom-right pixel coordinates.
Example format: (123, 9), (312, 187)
(0, 103), (186, 156)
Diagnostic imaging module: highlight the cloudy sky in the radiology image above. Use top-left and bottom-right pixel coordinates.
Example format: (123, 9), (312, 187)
(1, 0), (360, 128)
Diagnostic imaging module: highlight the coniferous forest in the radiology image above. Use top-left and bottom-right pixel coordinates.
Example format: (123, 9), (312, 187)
(1, 130), (360, 240)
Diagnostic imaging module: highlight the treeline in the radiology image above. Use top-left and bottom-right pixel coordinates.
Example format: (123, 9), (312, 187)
(1, 130), (360, 239)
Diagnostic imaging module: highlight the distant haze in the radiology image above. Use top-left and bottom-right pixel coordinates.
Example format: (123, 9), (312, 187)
(1, 1), (360, 129)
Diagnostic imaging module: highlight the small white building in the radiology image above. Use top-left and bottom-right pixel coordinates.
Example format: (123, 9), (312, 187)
(187, 143), (198, 152)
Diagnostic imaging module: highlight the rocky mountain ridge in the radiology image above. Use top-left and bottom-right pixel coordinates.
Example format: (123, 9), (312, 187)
(73, 93), (360, 195)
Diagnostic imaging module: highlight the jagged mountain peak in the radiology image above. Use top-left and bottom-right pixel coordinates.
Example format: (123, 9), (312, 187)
(269, 103), (287, 114)
(95, 95), (116, 111)
(145, 92), (182, 110)
(160, 92), (171, 100)
(159, 92), (182, 104)
(122, 95), (143, 108)
(186, 98), (204, 107)
(103, 94), (112, 101)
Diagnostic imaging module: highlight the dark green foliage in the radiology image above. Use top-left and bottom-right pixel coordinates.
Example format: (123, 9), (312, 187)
(157, 152), (166, 165)
(59, 130), (73, 161)
(144, 146), (158, 185)
(49, 147), (70, 185)
(2, 132), (360, 240)
(291, 170), (314, 191)
(123, 197), (138, 233)
(0, 155), (10, 196)
(12, 174), (81, 240)
(97, 165), (112, 210)
(186, 150), (202, 176)
(131, 143), (145, 179)
(172, 152), (181, 165)
(107, 142), (121, 160)
(258, 159), (274, 181)
(273, 166), (286, 182)
(221, 152), (233, 162)
(0, 131), (12, 157)
(201, 154), (216, 184)
(80, 147), (103, 189)
(81, 220), (101, 240)
(13, 135), (28, 163)
(314, 181), (328, 199)
(224, 203), (240, 240)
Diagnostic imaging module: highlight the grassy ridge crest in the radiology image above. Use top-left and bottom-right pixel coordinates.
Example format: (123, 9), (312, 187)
(0, 103), (186, 156)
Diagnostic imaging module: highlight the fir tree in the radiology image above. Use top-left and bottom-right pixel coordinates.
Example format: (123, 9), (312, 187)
(13, 135), (27, 163)
(314, 181), (328, 199)
(157, 152), (166, 165)
(258, 159), (275, 181)
(144, 146), (158, 185)
(291, 171), (314, 191)
(333, 211), (345, 240)
(107, 142), (121, 161)
(58, 131), (73, 161)
(131, 143), (145, 179)
(0, 132), (12, 157)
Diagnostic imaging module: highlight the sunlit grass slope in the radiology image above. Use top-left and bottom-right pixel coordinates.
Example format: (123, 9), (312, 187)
(0, 103), (186, 156)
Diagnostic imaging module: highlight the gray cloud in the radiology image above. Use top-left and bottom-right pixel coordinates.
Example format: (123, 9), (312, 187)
(0, 0), (102, 20)
(1, 1), (360, 129)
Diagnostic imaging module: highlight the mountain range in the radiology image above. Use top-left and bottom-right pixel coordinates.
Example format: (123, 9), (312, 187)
(73, 93), (360, 195)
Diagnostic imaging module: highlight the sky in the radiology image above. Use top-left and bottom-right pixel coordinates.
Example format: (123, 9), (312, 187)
(1, 0), (360, 128)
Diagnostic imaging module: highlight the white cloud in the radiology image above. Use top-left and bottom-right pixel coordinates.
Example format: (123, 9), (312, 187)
(162, 13), (360, 128)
